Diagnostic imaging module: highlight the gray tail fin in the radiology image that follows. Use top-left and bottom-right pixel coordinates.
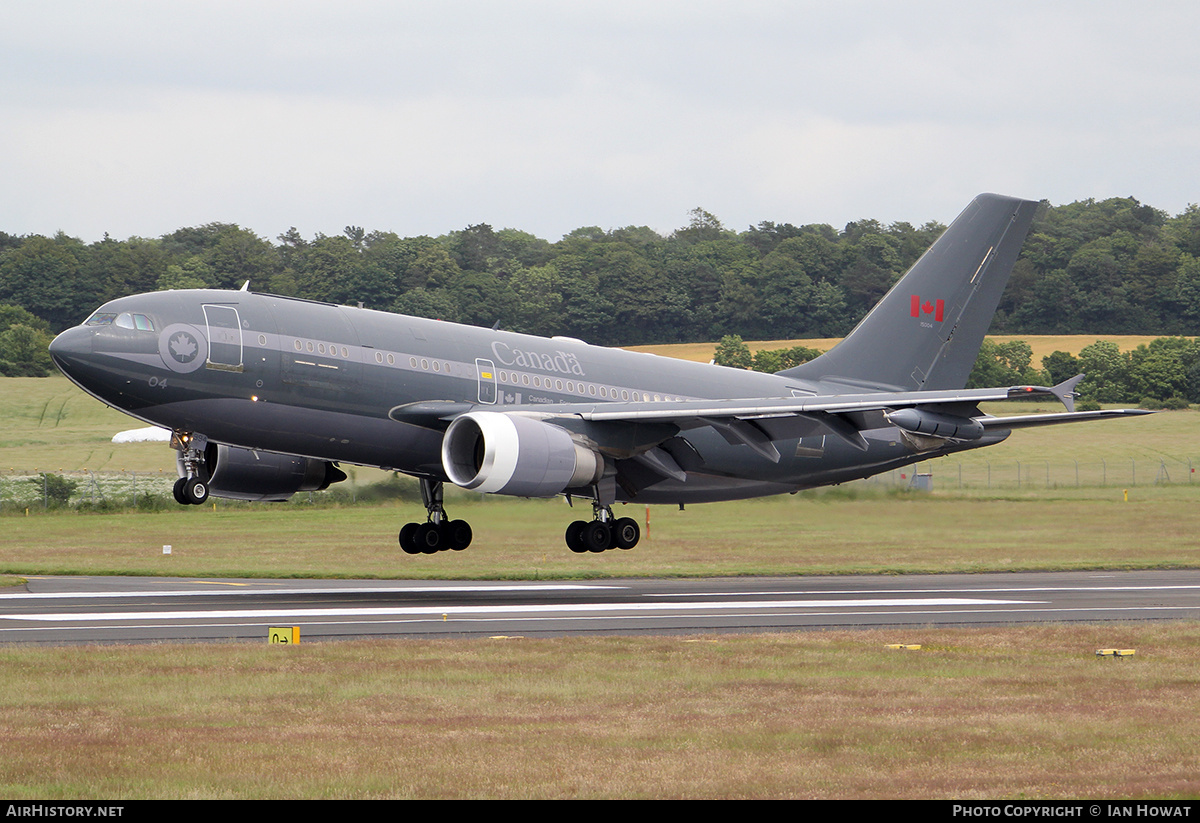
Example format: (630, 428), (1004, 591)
(778, 193), (1040, 391)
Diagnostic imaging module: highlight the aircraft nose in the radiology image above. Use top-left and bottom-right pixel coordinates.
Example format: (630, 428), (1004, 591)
(48, 325), (94, 375)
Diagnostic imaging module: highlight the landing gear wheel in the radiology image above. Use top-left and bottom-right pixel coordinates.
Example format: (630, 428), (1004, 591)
(582, 521), (611, 553)
(446, 519), (472, 551)
(172, 477), (188, 505)
(565, 520), (588, 553)
(612, 517), (640, 550)
(398, 478), (474, 556)
(184, 477), (208, 505)
(414, 522), (443, 554)
(399, 522), (421, 555)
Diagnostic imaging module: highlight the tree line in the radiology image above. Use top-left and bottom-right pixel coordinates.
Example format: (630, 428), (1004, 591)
(3, 196), (1200, 393)
(712, 334), (1200, 407)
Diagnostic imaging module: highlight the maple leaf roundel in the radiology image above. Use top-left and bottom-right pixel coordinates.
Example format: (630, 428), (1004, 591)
(158, 323), (207, 373)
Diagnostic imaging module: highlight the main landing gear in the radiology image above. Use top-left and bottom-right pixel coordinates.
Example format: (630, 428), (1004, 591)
(399, 478), (473, 555)
(397, 478), (641, 555)
(565, 503), (641, 553)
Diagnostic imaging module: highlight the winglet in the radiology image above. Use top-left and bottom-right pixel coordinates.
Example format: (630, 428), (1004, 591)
(1004, 374), (1084, 412)
(1049, 374), (1084, 413)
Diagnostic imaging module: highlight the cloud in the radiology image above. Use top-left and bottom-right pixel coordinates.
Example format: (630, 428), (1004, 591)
(4, 2), (1200, 241)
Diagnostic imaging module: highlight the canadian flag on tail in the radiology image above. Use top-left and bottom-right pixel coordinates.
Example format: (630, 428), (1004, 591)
(910, 295), (944, 322)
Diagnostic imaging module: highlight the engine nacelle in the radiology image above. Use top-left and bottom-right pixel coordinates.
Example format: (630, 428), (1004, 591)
(177, 444), (347, 502)
(887, 408), (984, 440)
(441, 412), (603, 497)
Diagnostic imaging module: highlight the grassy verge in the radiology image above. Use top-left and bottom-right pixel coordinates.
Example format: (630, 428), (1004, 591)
(3, 486), (1199, 579)
(1, 625), (1197, 799)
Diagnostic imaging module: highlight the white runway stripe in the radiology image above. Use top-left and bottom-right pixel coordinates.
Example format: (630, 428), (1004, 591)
(4, 597), (1036, 622)
(0, 583), (619, 601)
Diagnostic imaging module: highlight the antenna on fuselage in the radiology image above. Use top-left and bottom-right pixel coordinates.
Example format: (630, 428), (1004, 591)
(240, 281), (250, 292)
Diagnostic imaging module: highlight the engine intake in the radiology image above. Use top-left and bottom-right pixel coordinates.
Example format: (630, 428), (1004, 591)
(441, 412), (603, 497)
(178, 444), (347, 502)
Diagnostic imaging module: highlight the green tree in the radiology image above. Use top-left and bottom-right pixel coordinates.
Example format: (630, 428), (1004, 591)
(156, 256), (214, 291)
(0, 234), (97, 330)
(713, 335), (752, 369)
(30, 473), (78, 506)
(0, 323), (54, 376)
(1041, 350), (1081, 385)
(967, 340), (1040, 388)
(508, 264), (564, 337)
(1127, 337), (1200, 402)
(1077, 340), (1131, 403)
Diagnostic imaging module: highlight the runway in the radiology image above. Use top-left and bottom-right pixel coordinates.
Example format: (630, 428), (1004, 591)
(2, 569), (1199, 644)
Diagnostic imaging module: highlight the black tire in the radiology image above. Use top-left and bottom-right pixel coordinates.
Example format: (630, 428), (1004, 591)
(565, 520), (588, 553)
(172, 477), (188, 505)
(582, 520), (611, 553)
(184, 477), (208, 505)
(446, 519), (472, 551)
(415, 522), (443, 553)
(612, 517), (640, 550)
(399, 522), (421, 554)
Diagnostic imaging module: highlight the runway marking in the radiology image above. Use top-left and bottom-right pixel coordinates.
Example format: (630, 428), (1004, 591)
(1, 597), (1037, 622)
(651, 585), (1200, 597)
(2, 604), (1198, 637)
(0, 583), (622, 601)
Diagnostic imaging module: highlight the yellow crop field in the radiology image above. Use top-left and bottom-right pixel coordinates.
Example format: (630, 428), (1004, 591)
(627, 335), (1171, 364)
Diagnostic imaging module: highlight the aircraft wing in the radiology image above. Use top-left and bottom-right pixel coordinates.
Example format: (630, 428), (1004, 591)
(393, 384), (1063, 427)
(393, 376), (1148, 464)
(976, 409), (1154, 430)
(556, 378), (1146, 459)
(575, 384), (1069, 423)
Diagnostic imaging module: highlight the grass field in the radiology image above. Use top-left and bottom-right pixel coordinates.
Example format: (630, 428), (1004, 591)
(2, 625), (1199, 799)
(2, 370), (1197, 579)
(4, 489), (1200, 579)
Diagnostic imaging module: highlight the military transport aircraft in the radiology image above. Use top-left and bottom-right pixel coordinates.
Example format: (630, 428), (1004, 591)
(49, 194), (1148, 554)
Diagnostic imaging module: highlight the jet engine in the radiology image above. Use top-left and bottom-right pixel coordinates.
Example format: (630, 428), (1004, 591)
(441, 412), (603, 497)
(177, 443), (347, 502)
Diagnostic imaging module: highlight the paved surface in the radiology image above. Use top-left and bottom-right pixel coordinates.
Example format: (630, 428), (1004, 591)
(2, 570), (1198, 644)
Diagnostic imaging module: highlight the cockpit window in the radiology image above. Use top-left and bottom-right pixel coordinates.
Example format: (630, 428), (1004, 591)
(112, 312), (155, 331)
(85, 312), (118, 326)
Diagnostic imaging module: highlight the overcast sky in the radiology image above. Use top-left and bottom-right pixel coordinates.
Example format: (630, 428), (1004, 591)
(3, 1), (1198, 243)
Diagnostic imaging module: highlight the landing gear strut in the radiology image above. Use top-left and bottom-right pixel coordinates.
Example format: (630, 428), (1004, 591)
(399, 478), (473, 555)
(565, 501), (640, 553)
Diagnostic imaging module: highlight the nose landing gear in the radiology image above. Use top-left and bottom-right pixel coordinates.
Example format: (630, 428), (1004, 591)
(172, 476), (209, 505)
(171, 431), (210, 505)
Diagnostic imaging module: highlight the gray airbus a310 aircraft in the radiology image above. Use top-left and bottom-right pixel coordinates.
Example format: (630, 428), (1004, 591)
(50, 193), (1148, 554)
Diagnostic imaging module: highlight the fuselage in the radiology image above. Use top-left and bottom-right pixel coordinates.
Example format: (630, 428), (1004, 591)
(49, 289), (1001, 504)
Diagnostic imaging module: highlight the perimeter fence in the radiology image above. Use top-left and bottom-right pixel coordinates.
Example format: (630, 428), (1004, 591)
(866, 455), (1198, 491)
(2, 456), (1198, 510)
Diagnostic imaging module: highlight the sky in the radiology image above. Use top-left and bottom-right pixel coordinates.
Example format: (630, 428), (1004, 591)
(3, 1), (1199, 244)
